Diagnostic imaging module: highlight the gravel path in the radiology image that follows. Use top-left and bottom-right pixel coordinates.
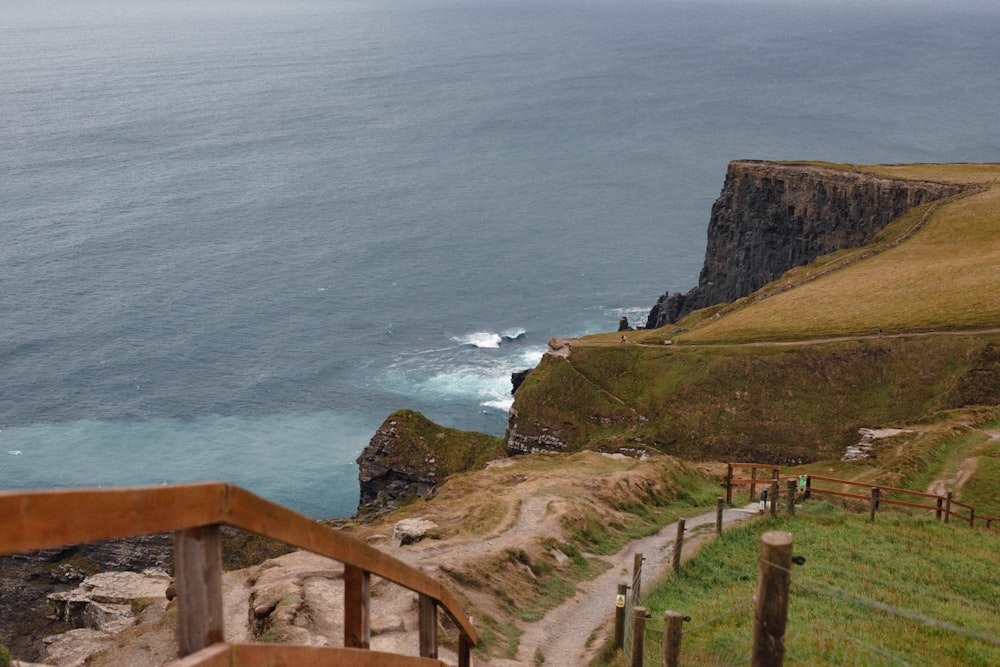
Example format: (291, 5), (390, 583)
(513, 503), (759, 666)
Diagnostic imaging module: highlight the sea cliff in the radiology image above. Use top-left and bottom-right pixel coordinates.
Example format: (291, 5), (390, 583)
(646, 161), (967, 327)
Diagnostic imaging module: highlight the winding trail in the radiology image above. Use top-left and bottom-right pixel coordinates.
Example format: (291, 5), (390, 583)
(512, 503), (759, 666)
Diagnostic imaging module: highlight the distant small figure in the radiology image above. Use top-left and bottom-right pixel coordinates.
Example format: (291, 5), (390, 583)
(621, 335), (627, 343)
(878, 329), (883, 338)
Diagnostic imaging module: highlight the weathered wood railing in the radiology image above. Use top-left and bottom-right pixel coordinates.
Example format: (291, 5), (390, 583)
(0, 483), (477, 666)
(726, 463), (997, 530)
(724, 463), (797, 504)
(804, 475), (977, 526)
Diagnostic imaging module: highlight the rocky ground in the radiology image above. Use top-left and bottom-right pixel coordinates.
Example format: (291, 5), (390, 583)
(4, 441), (985, 667)
(0, 454), (736, 666)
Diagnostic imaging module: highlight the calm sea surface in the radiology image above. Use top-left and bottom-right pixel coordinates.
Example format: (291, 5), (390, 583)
(2, 0), (998, 517)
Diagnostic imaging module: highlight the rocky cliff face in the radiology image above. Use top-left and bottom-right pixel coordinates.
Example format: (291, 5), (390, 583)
(356, 410), (505, 516)
(356, 417), (440, 516)
(646, 161), (968, 328)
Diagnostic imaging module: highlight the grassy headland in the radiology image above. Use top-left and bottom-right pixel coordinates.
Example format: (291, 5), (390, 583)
(591, 501), (1000, 667)
(511, 163), (1000, 464)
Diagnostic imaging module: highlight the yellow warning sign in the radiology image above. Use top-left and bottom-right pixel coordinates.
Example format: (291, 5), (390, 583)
(615, 594), (626, 608)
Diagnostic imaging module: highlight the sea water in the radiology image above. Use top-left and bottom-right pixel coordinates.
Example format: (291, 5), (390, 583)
(3, 0), (998, 518)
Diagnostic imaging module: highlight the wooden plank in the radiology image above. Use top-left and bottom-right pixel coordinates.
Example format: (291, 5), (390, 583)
(949, 512), (973, 525)
(2, 482), (478, 653)
(875, 497), (938, 512)
(807, 476), (945, 501)
(0, 483), (227, 555)
(344, 564), (371, 649)
(419, 593), (438, 658)
(729, 463), (782, 471)
(175, 526), (225, 656)
(807, 488), (869, 502)
(223, 485), (478, 647)
(229, 643), (446, 667)
(166, 644), (232, 667)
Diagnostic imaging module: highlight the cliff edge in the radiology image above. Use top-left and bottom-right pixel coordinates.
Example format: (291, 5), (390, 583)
(646, 161), (968, 328)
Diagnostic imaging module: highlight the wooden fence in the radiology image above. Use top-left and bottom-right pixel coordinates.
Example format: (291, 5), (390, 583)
(0, 482), (477, 667)
(726, 463), (999, 529)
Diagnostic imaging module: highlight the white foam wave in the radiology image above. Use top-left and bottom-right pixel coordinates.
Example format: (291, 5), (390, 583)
(452, 332), (503, 348)
(453, 327), (528, 349)
(8, 450), (22, 455)
(501, 328), (526, 341)
(483, 398), (515, 411)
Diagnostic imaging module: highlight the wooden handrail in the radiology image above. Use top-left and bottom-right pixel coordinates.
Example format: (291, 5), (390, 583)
(807, 475), (947, 500)
(0, 482), (477, 665)
(172, 643), (450, 667)
(727, 462), (995, 531)
(728, 463), (782, 471)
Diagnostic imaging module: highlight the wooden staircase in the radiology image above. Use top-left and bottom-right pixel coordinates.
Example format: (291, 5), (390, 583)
(0, 482), (477, 666)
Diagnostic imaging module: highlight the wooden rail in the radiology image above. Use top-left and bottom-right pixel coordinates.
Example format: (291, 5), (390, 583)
(725, 464), (996, 531)
(0, 483), (477, 667)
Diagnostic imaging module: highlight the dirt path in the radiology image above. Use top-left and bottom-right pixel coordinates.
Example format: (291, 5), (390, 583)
(513, 503), (759, 666)
(925, 429), (999, 497)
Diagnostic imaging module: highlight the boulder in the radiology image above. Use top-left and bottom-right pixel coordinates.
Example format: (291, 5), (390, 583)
(393, 518), (439, 545)
(46, 570), (170, 633)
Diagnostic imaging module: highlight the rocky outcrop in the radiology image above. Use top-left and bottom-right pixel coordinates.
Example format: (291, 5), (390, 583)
(356, 410), (505, 516)
(356, 417), (439, 515)
(511, 368), (532, 394)
(646, 161), (968, 328)
(0, 535), (172, 662)
(504, 407), (571, 456)
(46, 570), (171, 633)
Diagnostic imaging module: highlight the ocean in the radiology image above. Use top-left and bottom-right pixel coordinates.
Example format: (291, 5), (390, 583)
(3, 0), (998, 518)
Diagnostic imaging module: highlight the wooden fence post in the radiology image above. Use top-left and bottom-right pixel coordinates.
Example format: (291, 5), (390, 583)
(343, 564), (371, 649)
(750, 467), (758, 503)
(716, 497), (725, 534)
(632, 553), (643, 605)
(418, 593), (438, 658)
(174, 525), (224, 656)
(459, 618), (473, 667)
(936, 496), (944, 520)
(945, 491), (953, 523)
(869, 487), (880, 522)
(969, 507), (975, 529)
(630, 606), (646, 667)
(672, 519), (686, 572)
(663, 610), (684, 667)
(769, 480), (779, 516)
(751, 531), (794, 667)
(804, 475), (811, 500)
(614, 582), (628, 649)
(726, 464), (734, 505)
(786, 479), (796, 516)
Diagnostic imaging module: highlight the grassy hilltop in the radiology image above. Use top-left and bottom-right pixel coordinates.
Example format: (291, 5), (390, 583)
(512, 163), (1000, 466)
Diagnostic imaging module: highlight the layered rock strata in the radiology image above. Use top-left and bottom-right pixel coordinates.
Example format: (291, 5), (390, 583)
(646, 161), (967, 328)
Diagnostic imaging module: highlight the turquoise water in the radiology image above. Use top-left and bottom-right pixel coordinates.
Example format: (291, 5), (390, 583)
(3, 0), (998, 517)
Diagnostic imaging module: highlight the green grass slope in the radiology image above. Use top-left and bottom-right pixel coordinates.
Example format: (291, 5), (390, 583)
(510, 164), (1000, 463)
(592, 502), (1000, 667)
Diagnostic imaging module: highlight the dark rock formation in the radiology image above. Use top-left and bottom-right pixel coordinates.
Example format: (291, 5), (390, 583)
(356, 418), (439, 516)
(646, 161), (968, 328)
(356, 409), (505, 517)
(511, 368), (532, 394)
(0, 535), (172, 661)
(618, 316), (633, 332)
(504, 407), (571, 456)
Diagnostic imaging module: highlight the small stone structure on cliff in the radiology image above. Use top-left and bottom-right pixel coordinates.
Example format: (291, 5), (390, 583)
(646, 160), (967, 328)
